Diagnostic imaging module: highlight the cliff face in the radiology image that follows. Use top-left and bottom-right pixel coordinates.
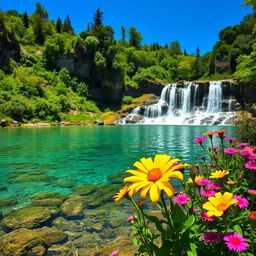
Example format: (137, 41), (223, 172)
(0, 20), (20, 67)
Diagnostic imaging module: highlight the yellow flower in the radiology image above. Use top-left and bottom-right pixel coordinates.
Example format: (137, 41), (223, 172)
(124, 154), (189, 203)
(226, 180), (235, 185)
(187, 175), (204, 184)
(203, 192), (238, 217)
(210, 170), (229, 179)
(113, 185), (130, 202)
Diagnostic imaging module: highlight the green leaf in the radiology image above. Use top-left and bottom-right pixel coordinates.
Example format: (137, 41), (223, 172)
(144, 213), (166, 233)
(187, 243), (198, 256)
(171, 204), (186, 228)
(181, 215), (195, 233)
(232, 224), (243, 236)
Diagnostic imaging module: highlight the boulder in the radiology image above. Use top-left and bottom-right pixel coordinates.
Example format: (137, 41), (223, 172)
(0, 227), (67, 256)
(1, 206), (53, 230)
(0, 198), (17, 207)
(0, 120), (8, 127)
(60, 196), (85, 217)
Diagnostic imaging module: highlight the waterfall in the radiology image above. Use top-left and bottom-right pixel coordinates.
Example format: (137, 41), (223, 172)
(121, 81), (237, 125)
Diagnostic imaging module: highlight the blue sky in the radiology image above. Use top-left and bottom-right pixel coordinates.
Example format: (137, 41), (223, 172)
(0, 0), (251, 54)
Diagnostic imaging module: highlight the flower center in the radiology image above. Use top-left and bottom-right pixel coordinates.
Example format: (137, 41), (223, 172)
(148, 168), (162, 181)
(217, 203), (227, 211)
(231, 237), (240, 245)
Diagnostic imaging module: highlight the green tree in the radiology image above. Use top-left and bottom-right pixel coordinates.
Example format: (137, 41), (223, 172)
(195, 46), (201, 79)
(23, 11), (29, 28)
(63, 15), (74, 34)
(121, 25), (126, 44)
(34, 2), (48, 20)
(129, 26), (142, 48)
(169, 41), (182, 56)
(91, 8), (103, 37)
(56, 17), (62, 33)
(32, 14), (45, 44)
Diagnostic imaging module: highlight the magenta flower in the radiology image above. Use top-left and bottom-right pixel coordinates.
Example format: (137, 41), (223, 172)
(200, 189), (215, 197)
(245, 161), (256, 170)
(193, 137), (206, 143)
(248, 189), (256, 195)
(208, 183), (221, 190)
(248, 153), (256, 160)
(249, 211), (256, 220)
(205, 163), (216, 167)
(200, 212), (215, 221)
(173, 194), (190, 205)
(193, 208), (201, 212)
(109, 250), (120, 256)
(199, 156), (206, 160)
(126, 216), (134, 222)
(233, 195), (249, 208)
(208, 146), (220, 152)
(202, 232), (222, 243)
(224, 233), (248, 252)
(224, 148), (238, 154)
(225, 138), (237, 141)
(215, 134), (227, 138)
(240, 149), (253, 156)
(197, 179), (211, 186)
(236, 143), (248, 147)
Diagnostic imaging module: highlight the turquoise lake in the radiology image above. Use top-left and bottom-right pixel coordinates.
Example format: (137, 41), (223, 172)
(0, 125), (235, 205)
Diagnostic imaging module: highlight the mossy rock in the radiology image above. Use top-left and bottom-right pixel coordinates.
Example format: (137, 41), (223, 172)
(1, 206), (53, 230)
(8, 173), (54, 183)
(72, 184), (97, 196)
(0, 198), (17, 207)
(31, 198), (63, 207)
(30, 192), (68, 201)
(57, 179), (76, 188)
(0, 227), (67, 256)
(107, 172), (128, 184)
(60, 196), (85, 217)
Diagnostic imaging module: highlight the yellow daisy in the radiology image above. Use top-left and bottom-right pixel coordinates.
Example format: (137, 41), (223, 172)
(210, 170), (229, 179)
(113, 185), (130, 202)
(203, 192), (238, 217)
(124, 154), (189, 203)
(187, 175), (204, 184)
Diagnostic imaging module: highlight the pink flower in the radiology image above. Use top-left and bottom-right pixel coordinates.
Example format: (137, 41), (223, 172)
(248, 154), (256, 160)
(199, 156), (206, 160)
(202, 232), (222, 243)
(236, 143), (248, 147)
(126, 216), (134, 222)
(240, 149), (253, 156)
(224, 148), (238, 154)
(205, 163), (216, 167)
(245, 161), (256, 170)
(109, 250), (120, 256)
(248, 189), (256, 195)
(200, 212), (215, 221)
(193, 137), (207, 143)
(215, 134), (227, 138)
(225, 138), (237, 141)
(173, 194), (190, 205)
(200, 189), (215, 197)
(224, 233), (248, 252)
(233, 195), (249, 208)
(197, 179), (211, 186)
(208, 183), (221, 190)
(193, 208), (201, 212)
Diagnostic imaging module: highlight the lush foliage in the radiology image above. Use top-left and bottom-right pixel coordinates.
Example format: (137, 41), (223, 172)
(115, 130), (256, 255)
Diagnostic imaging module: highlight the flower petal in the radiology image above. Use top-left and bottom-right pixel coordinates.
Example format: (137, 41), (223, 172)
(140, 183), (152, 198)
(163, 170), (184, 180)
(140, 157), (154, 171)
(149, 183), (161, 203)
(161, 158), (181, 173)
(133, 161), (148, 173)
(124, 176), (145, 183)
(153, 154), (171, 169)
(125, 170), (147, 178)
(156, 181), (175, 198)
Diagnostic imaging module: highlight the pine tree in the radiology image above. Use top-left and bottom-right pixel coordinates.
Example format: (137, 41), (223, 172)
(91, 8), (104, 40)
(87, 22), (91, 31)
(129, 26), (142, 48)
(195, 46), (201, 79)
(33, 14), (45, 44)
(56, 17), (62, 33)
(23, 11), (29, 28)
(121, 25), (126, 43)
(63, 15), (74, 34)
(184, 49), (187, 56)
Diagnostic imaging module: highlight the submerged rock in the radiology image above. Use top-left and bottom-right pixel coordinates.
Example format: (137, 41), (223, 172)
(1, 206), (53, 230)
(8, 171), (54, 183)
(47, 245), (69, 256)
(31, 198), (63, 207)
(60, 196), (85, 217)
(0, 227), (67, 256)
(72, 184), (97, 195)
(31, 192), (68, 201)
(0, 198), (17, 207)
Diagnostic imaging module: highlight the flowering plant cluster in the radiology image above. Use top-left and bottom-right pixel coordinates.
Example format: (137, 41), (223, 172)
(113, 130), (256, 256)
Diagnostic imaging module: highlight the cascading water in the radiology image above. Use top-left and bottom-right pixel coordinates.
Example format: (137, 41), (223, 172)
(121, 81), (238, 125)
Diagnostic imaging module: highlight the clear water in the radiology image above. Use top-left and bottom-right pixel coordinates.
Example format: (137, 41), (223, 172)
(0, 125), (235, 206)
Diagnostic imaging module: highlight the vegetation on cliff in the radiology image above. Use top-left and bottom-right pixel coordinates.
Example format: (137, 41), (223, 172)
(0, 1), (255, 122)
